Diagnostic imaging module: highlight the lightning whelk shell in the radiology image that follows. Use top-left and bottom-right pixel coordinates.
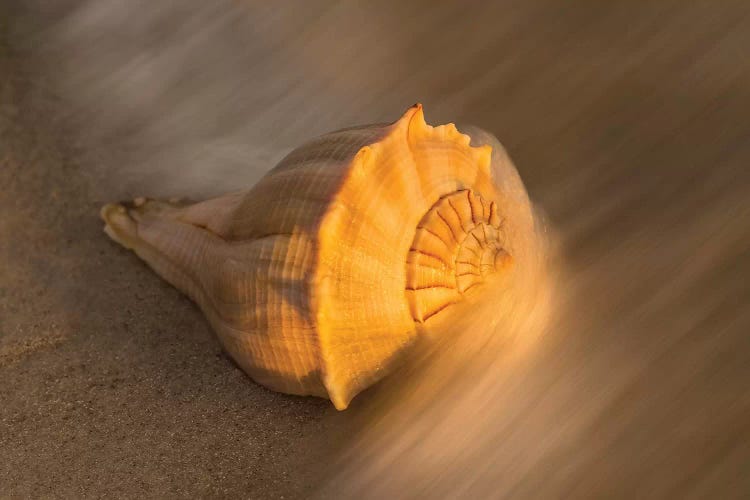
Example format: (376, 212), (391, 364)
(101, 104), (536, 409)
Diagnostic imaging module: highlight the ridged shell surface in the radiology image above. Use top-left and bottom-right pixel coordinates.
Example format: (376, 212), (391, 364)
(101, 104), (533, 409)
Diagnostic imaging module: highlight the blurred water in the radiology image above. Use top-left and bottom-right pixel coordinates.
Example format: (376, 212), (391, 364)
(8, 0), (750, 497)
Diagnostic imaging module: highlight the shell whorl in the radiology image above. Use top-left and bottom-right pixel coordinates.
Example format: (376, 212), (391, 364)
(406, 189), (512, 323)
(313, 105), (509, 408)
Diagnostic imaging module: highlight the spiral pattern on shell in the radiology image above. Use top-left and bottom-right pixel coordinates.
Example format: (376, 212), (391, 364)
(407, 189), (513, 323)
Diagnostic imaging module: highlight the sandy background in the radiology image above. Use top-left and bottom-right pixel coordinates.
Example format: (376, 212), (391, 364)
(2, 1), (749, 498)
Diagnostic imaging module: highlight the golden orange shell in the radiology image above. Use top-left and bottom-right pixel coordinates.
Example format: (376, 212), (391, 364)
(101, 104), (534, 409)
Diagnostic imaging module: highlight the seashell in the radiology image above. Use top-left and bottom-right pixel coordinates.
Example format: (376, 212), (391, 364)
(101, 104), (536, 410)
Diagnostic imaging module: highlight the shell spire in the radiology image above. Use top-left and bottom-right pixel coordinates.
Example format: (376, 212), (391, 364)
(100, 104), (533, 410)
(406, 189), (512, 323)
